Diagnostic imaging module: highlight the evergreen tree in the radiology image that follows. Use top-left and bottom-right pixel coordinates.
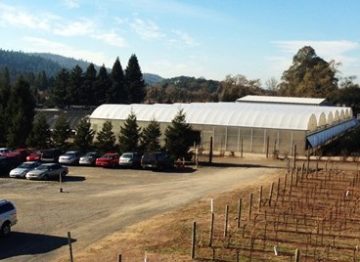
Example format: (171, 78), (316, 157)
(35, 71), (48, 91)
(94, 65), (111, 105)
(125, 54), (145, 103)
(51, 68), (69, 108)
(6, 77), (36, 147)
(165, 109), (196, 159)
(96, 121), (116, 152)
(67, 65), (83, 105)
(74, 117), (94, 151)
(79, 63), (96, 105)
(0, 67), (11, 144)
(52, 114), (70, 148)
(27, 113), (51, 148)
(141, 119), (161, 152)
(108, 57), (127, 103)
(118, 112), (141, 152)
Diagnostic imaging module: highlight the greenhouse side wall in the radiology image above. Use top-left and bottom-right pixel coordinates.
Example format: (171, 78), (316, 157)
(90, 118), (307, 156)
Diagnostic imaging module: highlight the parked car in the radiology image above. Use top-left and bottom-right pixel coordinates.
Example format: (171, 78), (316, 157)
(0, 199), (17, 236)
(41, 149), (62, 162)
(0, 147), (10, 156)
(0, 156), (22, 176)
(9, 161), (41, 178)
(79, 151), (99, 166)
(25, 163), (68, 180)
(141, 152), (174, 170)
(13, 148), (31, 162)
(119, 152), (142, 168)
(26, 150), (42, 161)
(58, 151), (81, 165)
(95, 152), (119, 168)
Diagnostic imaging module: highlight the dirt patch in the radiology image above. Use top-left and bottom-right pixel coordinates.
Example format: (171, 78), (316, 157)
(55, 168), (280, 261)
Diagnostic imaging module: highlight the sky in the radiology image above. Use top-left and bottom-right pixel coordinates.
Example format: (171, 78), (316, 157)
(1, 0), (360, 84)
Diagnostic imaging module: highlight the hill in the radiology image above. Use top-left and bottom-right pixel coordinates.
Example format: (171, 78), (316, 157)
(0, 49), (164, 84)
(0, 49), (62, 79)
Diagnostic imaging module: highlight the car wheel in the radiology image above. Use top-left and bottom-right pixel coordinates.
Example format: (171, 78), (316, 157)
(61, 171), (66, 177)
(43, 174), (49, 180)
(1, 222), (11, 236)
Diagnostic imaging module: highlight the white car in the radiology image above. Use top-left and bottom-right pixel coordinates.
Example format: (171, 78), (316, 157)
(79, 151), (99, 166)
(0, 199), (17, 236)
(9, 161), (41, 178)
(26, 163), (68, 180)
(58, 151), (80, 165)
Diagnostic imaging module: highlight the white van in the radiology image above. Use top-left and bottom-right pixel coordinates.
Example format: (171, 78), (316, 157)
(0, 200), (17, 236)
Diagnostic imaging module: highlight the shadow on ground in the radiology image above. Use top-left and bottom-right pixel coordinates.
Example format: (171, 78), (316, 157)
(62, 175), (86, 182)
(152, 167), (197, 174)
(0, 232), (76, 260)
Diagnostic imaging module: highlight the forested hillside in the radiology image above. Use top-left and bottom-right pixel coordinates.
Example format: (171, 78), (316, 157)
(0, 49), (163, 85)
(0, 49), (62, 79)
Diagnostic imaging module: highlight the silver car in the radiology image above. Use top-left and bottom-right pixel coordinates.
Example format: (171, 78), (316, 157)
(9, 161), (41, 178)
(79, 151), (99, 166)
(26, 163), (68, 180)
(0, 199), (17, 236)
(59, 151), (80, 165)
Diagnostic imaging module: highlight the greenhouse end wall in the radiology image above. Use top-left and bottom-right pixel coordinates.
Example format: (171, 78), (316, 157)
(90, 118), (307, 156)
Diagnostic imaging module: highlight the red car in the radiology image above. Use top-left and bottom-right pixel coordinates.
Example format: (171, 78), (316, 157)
(95, 152), (119, 168)
(26, 151), (42, 161)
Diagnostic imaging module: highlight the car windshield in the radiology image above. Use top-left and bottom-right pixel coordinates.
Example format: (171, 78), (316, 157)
(65, 151), (77, 156)
(18, 162), (38, 168)
(122, 153), (133, 158)
(35, 165), (51, 170)
(86, 152), (97, 157)
(103, 154), (115, 159)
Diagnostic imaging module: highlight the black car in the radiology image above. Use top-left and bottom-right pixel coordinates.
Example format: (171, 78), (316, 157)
(141, 152), (174, 170)
(41, 149), (62, 163)
(0, 156), (22, 176)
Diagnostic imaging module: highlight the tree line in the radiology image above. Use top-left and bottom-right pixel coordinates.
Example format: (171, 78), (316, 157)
(50, 54), (145, 108)
(27, 109), (197, 159)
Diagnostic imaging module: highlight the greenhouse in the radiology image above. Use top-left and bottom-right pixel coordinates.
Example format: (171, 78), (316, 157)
(89, 97), (357, 156)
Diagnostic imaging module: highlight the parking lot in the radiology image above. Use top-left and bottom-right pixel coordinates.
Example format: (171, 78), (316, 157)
(0, 165), (278, 261)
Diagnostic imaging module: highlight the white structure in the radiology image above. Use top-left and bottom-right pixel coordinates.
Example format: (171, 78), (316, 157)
(237, 95), (326, 106)
(90, 98), (358, 155)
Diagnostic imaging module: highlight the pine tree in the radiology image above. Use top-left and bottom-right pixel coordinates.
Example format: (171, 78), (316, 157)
(141, 119), (161, 152)
(52, 114), (70, 148)
(67, 65), (83, 105)
(118, 112), (141, 152)
(96, 121), (116, 152)
(0, 67), (11, 144)
(108, 57), (127, 103)
(125, 54), (145, 103)
(6, 77), (36, 147)
(165, 109), (196, 159)
(74, 117), (94, 151)
(51, 69), (69, 108)
(94, 65), (111, 105)
(27, 113), (51, 149)
(80, 63), (96, 105)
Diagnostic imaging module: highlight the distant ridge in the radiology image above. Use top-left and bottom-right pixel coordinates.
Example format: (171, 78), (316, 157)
(0, 49), (164, 85)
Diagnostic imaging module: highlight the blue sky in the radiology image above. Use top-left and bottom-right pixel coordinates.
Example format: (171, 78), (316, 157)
(1, 0), (360, 84)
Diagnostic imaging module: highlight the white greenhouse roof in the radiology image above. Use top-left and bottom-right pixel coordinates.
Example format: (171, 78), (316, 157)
(90, 103), (353, 131)
(237, 95), (326, 106)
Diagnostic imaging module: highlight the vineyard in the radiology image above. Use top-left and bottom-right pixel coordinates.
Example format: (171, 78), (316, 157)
(192, 160), (360, 261)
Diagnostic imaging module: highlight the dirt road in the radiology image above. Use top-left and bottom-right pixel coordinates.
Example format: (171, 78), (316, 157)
(0, 165), (279, 261)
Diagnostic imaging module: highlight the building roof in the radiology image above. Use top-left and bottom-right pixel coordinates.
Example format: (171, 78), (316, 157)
(236, 95), (326, 106)
(35, 108), (92, 130)
(90, 103), (353, 131)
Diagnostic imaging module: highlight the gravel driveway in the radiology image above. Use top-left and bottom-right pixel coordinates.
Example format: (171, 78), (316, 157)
(0, 165), (278, 261)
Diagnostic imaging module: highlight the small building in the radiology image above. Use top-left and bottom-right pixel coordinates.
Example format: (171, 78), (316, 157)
(89, 96), (358, 156)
